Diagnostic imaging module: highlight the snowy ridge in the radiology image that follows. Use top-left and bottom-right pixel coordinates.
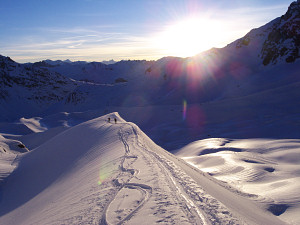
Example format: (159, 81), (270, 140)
(0, 113), (285, 224)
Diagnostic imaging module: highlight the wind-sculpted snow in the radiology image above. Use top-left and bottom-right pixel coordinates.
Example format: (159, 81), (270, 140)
(176, 138), (300, 224)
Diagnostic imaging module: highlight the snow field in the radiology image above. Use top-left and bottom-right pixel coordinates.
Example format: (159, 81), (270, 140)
(175, 138), (300, 224)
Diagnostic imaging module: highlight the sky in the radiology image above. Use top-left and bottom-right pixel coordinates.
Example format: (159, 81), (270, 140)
(0, 0), (293, 63)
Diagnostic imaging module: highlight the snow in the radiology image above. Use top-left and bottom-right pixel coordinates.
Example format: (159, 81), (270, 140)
(0, 113), (286, 224)
(0, 151), (17, 183)
(0, 134), (29, 154)
(175, 138), (300, 224)
(19, 117), (47, 133)
(0, 113), (126, 224)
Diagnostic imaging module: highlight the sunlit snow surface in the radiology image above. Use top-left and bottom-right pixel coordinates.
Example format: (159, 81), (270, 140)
(0, 113), (285, 225)
(175, 138), (300, 224)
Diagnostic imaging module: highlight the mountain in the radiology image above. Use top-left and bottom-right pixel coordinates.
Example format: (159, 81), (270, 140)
(32, 59), (153, 84)
(43, 59), (75, 66)
(0, 55), (78, 121)
(102, 59), (117, 65)
(261, 0), (300, 65)
(146, 0), (299, 94)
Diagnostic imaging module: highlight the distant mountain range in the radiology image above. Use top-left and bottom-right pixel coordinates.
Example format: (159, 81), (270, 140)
(32, 59), (117, 66)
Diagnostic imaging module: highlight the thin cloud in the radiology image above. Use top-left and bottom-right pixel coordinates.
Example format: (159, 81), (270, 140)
(2, 27), (159, 63)
(39, 26), (118, 34)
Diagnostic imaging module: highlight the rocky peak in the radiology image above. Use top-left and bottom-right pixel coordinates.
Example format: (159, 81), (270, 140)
(284, 0), (300, 20)
(0, 55), (18, 69)
(261, 1), (300, 65)
(0, 55), (77, 108)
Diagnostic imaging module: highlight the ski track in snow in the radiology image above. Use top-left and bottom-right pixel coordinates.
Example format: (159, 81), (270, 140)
(101, 121), (245, 224)
(132, 126), (244, 225)
(101, 124), (152, 225)
(132, 130), (207, 224)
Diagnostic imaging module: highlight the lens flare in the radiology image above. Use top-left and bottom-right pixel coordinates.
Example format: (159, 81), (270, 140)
(122, 94), (148, 107)
(97, 166), (111, 185)
(185, 104), (206, 137)
(183, 99), (187, 120)
(97, 170), (107, 185)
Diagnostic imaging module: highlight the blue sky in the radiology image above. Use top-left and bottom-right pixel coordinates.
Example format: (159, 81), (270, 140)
(0, 0), (292, 63)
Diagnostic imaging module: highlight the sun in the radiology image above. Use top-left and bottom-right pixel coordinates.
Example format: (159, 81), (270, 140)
(154, 17), (225, 57)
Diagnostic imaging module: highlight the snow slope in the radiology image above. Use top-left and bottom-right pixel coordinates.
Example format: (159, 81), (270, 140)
(0, 113), (285, 224)
(175, 138), (300, 224)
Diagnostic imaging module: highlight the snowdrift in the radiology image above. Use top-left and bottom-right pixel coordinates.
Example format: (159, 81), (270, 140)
(175, 138), (300, 224)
